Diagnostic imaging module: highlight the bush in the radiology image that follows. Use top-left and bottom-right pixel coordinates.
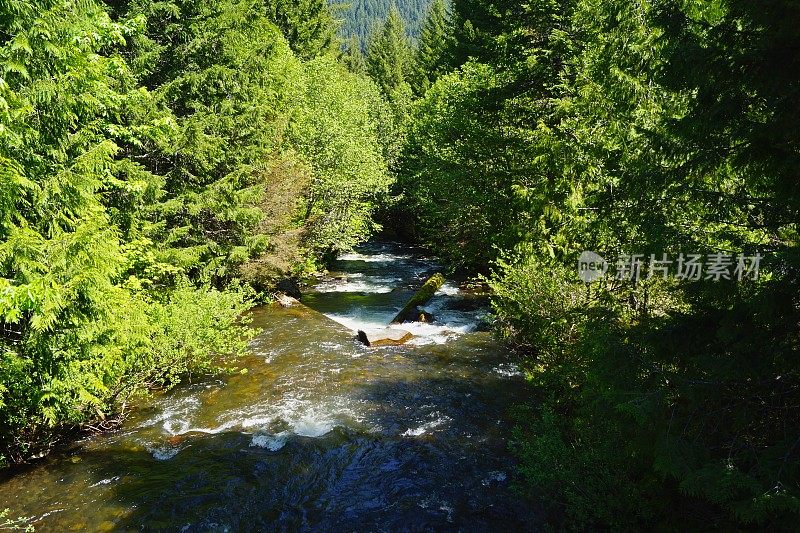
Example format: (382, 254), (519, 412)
(0, 280), (254, 466)
(493, 248), (800, 528)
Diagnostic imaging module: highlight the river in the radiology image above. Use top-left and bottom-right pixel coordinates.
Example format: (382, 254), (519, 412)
(0, 242), (536, 531)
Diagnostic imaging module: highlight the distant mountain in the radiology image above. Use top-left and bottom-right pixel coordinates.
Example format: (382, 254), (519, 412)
(330, 0), (434, 48)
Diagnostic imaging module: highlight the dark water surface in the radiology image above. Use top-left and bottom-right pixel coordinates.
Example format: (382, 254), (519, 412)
(0, 242), (535, 531)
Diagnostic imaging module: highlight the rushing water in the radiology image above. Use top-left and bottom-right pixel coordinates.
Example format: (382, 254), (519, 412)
(0, 242), (535, 531)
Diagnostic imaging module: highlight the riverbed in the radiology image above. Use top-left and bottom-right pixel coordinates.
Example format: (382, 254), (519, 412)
(0, 242), (535, 531)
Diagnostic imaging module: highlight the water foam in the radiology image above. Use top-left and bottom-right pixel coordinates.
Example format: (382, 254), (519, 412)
(436, 282), (461, 296)
(493, 363), (523, 377)
(150, 446), (179, 461)
(401, 413), (452, 437)
(314, 274), (400, 294)
(338, 252), (411, 263)
(250, 432), (289, 451)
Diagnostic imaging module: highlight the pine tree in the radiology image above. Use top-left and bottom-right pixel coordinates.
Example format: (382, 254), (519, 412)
(342, 34), (366, 74)
(411, 0), (449, 94)
(266, 0), (340, 59)
(366, 5), (412, 97)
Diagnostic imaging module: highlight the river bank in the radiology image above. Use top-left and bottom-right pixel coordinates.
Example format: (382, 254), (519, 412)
(0, 242), (536, 531)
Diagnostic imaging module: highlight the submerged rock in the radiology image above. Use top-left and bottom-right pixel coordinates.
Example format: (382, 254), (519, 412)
(357, 328), (413, 347)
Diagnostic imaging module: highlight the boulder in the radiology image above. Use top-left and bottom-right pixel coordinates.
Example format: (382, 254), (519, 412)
(415, 308), (435, 323)
(276, 294), (298, 308)
(357, 328), (413, 347)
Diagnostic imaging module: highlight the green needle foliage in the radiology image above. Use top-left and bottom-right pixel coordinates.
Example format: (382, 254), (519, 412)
(0, 0), (392, 466)
(398, 0), (800, 528)
(342, 35), (367, 74)
(265, 0), (340, 59)
(366, 6), (412, 98)
(410, 0), (450, 95)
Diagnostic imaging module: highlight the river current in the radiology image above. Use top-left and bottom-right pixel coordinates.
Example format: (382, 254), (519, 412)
(0, 242), (536, 531)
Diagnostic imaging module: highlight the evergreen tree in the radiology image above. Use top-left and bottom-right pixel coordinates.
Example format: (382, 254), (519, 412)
(265, 0), (340, 59)
(0, 0), (394, 466)
(342, 34), (366, 74)
(411, 0), (449, 94)
(331, 0), (433, 49)
(0, 0), (255, 465)
(399, 0), (800, 528)
(366, 6), (412, 97)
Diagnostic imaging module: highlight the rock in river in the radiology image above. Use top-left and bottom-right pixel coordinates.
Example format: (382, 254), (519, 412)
(357, 328), (413, 347)
(276, 294), (299, 308)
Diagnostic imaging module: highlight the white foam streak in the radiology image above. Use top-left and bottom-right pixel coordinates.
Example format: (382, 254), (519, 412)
(435, 282), (461, 296)
(401, 414), (451, 437)
(338, 252), (411, 263)
(250, 432), (289, 451)
(314, 274), (400, 294)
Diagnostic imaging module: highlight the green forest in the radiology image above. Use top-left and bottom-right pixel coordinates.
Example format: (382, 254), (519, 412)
(0, 0), (392, 464)
(331, 0), (433, 48)
(1, 0), (799, 530)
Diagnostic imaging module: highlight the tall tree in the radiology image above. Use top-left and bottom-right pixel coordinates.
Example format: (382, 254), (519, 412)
(399, 0), (800, 528)
(0, 0), (255, 465)
(0, 0), (394, 466)
(342, 34), (366, 74)
(265, 0), (340, 59)
(411, 0), (449, 94)
(366, 5), (412, 97)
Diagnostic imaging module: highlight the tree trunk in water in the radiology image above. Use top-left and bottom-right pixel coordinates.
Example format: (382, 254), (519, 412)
(390, 273), (445, 324)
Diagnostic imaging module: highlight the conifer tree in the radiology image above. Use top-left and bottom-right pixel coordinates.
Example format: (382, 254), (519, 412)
(0, 0), (394, 466)
(266, 0), (340, 59)
(366, 5), (412, 97)
(342, 34), (366, 74)
(411, 0), (449, 94)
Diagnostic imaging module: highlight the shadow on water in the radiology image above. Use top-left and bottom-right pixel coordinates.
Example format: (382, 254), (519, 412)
(10, 375), (535, 531)
(64, 381), (536, 531)
(1, 356), (538, 530)
(0, 242), (540, 531)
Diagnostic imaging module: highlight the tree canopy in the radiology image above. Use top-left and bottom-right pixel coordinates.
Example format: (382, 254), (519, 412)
(397, 0), (800, 528)
(0, 0), (392, 465)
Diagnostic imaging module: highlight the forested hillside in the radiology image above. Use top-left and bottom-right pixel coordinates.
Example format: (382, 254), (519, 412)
(0, 0), (392, 466)
(331, 0), (433, 47)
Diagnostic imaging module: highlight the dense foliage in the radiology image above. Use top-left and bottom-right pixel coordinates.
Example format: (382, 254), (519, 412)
(3, 0), (798, 528)
(0, 0), (391, 466)
(409, 0), (449, 95)
(366, 6), (412, 97)
(330, 0), (432, 49)
(398, 0), (800, 528)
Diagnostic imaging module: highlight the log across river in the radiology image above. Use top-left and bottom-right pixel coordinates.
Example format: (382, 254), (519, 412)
(0, 242), (536, 531)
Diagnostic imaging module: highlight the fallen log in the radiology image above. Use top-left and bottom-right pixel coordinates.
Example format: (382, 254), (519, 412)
(357, 328), (414, 347)
(390, 273), (445, 324)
